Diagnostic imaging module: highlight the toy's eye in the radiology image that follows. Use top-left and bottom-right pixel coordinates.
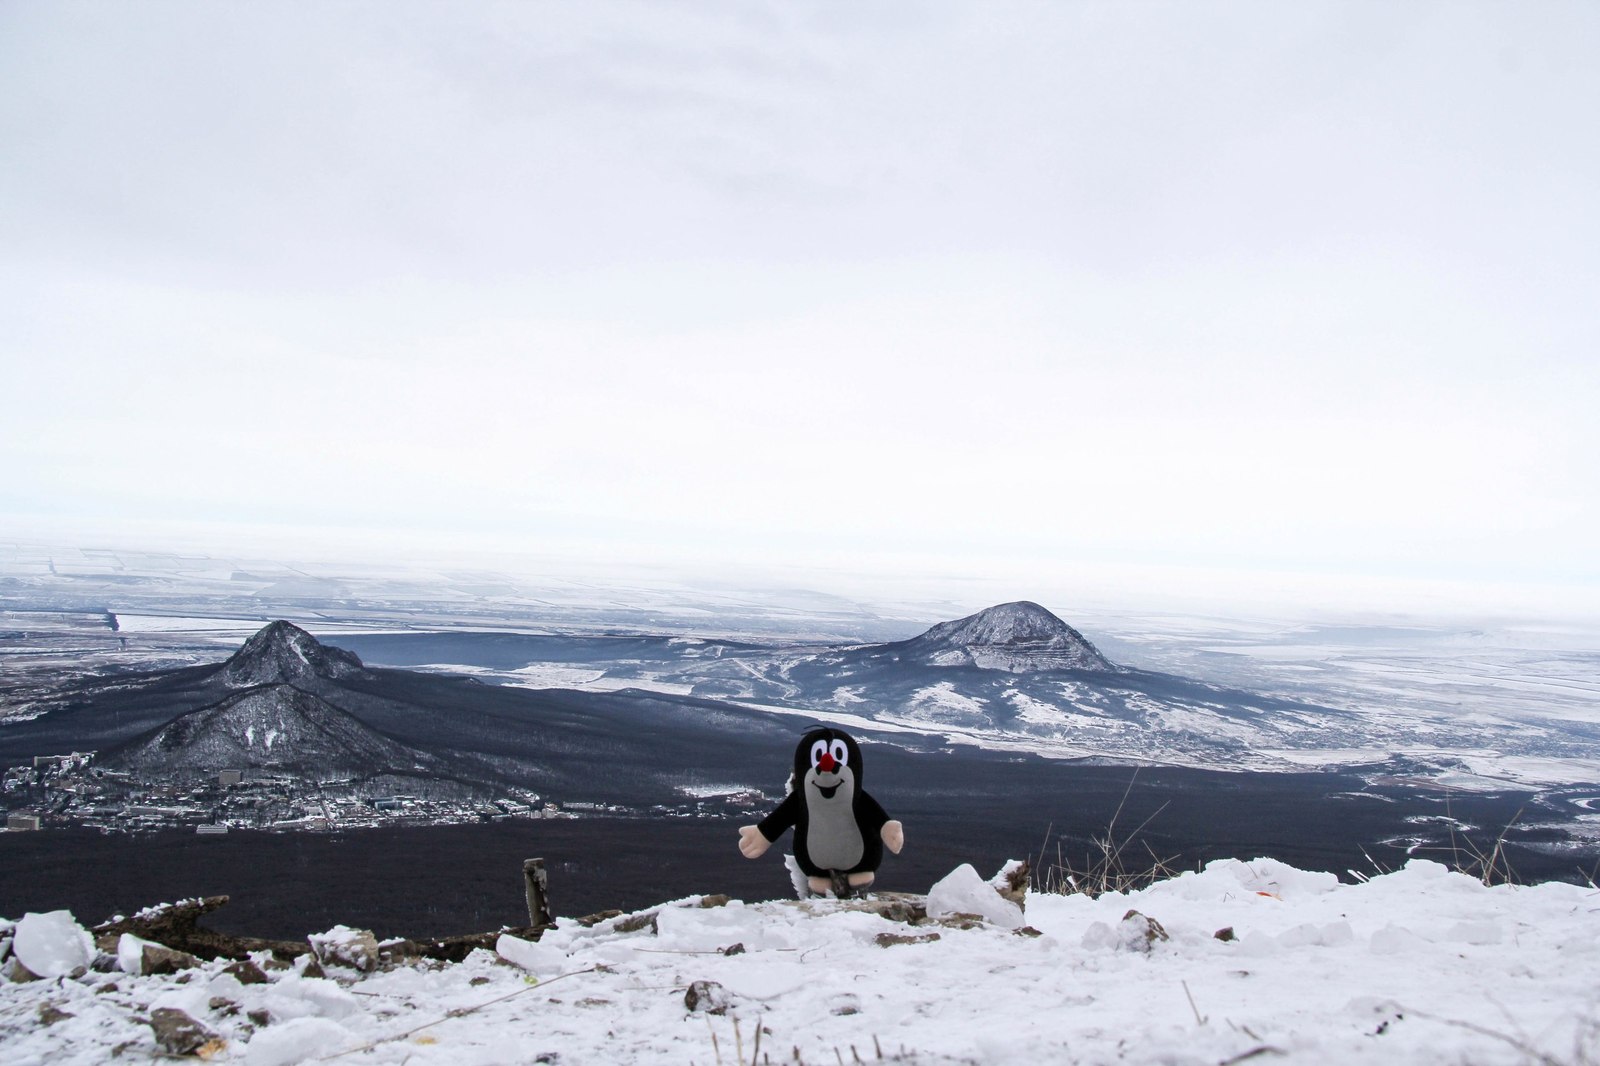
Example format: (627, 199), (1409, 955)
(829, 740), (848, 766)
(810, 740), (829, 768)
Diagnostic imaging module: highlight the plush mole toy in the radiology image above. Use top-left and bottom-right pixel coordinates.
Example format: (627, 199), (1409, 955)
(737, 726), (904, 897)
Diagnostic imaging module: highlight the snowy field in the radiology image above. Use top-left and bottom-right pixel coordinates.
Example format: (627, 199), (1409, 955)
(4, 858), (1599, 1065)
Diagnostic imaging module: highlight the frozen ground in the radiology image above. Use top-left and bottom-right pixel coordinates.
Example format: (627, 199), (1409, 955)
(4, 858), (1599, 1064)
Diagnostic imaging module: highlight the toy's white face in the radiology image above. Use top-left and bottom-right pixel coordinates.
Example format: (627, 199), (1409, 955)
(805, 736), (854, 803)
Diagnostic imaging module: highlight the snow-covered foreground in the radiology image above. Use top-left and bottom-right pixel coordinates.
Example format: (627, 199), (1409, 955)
(4, 858), (1599, 1064)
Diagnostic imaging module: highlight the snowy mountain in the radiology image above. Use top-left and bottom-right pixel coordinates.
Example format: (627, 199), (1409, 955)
(216, 620), (367, 689)
(896, 600), (1118, 672)
(101, 683), (433, 780)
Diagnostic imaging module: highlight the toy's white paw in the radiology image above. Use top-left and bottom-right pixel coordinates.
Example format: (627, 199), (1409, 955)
(882, 820), (904, 854)
(738, 824), (771, 859)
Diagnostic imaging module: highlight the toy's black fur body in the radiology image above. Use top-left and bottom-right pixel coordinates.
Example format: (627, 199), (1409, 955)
(755, 727), (891, 878)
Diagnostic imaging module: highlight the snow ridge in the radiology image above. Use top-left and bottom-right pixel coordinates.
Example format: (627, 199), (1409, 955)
(4, 858), (1597, 1064)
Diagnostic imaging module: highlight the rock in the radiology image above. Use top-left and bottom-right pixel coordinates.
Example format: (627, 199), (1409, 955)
(308, 925), (379, 972)
(1214, 926), (1236, 942)
(936, 912), (986, 930)
(12, 911), (95, 978)
(149, 1007), (219, 1056)
(39, 1003), (75, 1026)
(722, 943), (746, 956)
(223, 958), (269, 984)
(613, 912), (659, 935)
(574, 909), (624, 928)
(1014, 926), (1044, 938)
(863, 896), (928, 925)
(697, 895), (731, 908)
(684, 979), (732, 1015)
(300, 956), (327, 980)
(990, 859), (1030, 912)
(141, 942), (200, 975)
(209, 997), (240, 1016)
(1120, 910), (1170, 952)
(247, 1008), (271, 1027)
(829, 994), (862, 1016)
(875, 931), (942, 947)
(94, 895), (309, 963)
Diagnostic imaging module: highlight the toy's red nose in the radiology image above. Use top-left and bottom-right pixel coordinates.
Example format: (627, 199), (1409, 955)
(817, 752), (838, 774)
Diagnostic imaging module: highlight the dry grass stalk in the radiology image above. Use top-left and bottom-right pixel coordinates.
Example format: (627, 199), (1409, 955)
(1433, 794), (1524, 887)
(1033, 770), (1181, 897)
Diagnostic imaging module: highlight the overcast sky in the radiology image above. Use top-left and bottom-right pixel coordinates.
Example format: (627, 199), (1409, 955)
(3, 1), (1597, 618)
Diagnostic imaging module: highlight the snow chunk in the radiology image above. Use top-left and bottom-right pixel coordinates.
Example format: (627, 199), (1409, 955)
(1277, 921), (1356, 949)
(1168, 857), (1341, 900)
(245, 1016), (353, 1066)
(1446, 920), (1502, 945)
(118, 932), (154, 974)
(927, 864), (1023, 929)
(1370, 923), (1433, 955)
(496, 933), (566, 974)
(11, 910), (94, 977)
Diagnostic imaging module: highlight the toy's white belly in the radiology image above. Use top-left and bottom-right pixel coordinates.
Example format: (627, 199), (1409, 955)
(807, 801), (864, 870)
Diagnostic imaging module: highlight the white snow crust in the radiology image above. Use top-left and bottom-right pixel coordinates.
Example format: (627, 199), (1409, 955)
(3, 859), (1598, 1064)
(10, 912), (94, 978)
(926, 863), (1024, 928)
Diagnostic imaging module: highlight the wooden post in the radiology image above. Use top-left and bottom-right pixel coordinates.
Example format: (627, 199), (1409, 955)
(523, 858), (553, 927)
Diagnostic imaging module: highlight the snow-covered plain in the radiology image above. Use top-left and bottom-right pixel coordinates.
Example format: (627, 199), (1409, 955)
(5, 858), (1598, 1065)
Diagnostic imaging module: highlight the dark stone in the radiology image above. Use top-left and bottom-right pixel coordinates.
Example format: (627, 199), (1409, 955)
(39, 1003), (75, 1026)
(574, 910), (624, 928)
(613, 912), (659, 935)
(684, 979), (731, 1014)
(141, 943), (198, 976)
(1121, 910), (1169, 950)
(149, 1007), (216, 1056)
(223, 959), (268, 985)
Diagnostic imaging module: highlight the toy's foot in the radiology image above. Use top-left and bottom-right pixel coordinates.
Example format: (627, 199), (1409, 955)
(806, 876), (832, 898)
